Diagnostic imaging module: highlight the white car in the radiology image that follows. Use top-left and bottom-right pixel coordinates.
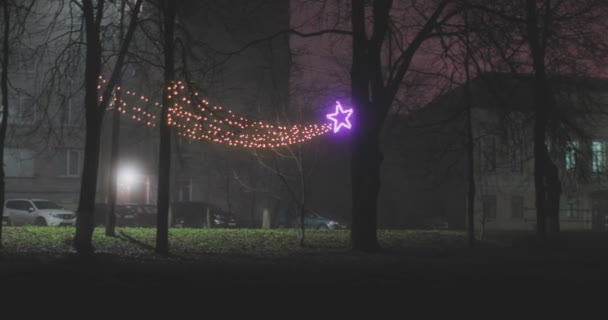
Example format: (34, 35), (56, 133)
(3, 199), (76, 227)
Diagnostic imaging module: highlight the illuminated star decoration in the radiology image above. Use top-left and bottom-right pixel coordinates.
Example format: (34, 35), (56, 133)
(326, 101), (353, 133)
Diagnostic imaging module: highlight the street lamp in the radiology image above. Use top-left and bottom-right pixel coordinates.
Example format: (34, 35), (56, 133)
(118, 164), (140, 203)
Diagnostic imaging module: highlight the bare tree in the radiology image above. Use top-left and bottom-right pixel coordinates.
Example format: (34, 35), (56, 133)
(105, 0), (130, 237)
(349, 0), (455, 251)
(73, 0), (143, 256)
(0, 0), (11, 247)
(155, 0), (175, 256)
(0, 0), (35, 247)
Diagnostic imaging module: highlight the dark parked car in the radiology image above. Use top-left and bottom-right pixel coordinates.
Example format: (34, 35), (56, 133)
(421, 217), (449, 230)
(134, 204), (157, 227)
(94, 203), (139, 227)
(171, 201), (237, 228)
(276, 208), (346, 230)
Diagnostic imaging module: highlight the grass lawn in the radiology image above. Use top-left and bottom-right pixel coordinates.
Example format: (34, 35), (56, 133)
(0, 226), (470, 260)
(0, 227), (606, 314)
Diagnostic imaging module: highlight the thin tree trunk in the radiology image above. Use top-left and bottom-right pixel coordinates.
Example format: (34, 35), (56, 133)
(74, 0), (142, 255)
(106, 87), (120, 236)
(105, 0), (127, 237)
(155, 0), (176, 255)
(464, 72), (475, 248)
(74, 0), (103, 256)
(0, 1), (10, 247)
(545, 150), (561, 239)
(527, 0), (559, 241)
(463, 9), (475, 249)
(298, 147), (306, 247)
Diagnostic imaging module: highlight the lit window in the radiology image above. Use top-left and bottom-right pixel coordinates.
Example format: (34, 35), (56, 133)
(592, 140), (606, 173)
(565, 140), (578, 171)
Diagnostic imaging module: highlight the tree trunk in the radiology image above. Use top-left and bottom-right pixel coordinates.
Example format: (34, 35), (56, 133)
(463, 10), (475, 248)
(106, 88), (120, 236)
(527, 0), (546, 240)
(526, 0), (561, 241)
(74, 0), (103, 256)
(0, 1), (10, 247)
(155, 0), (176, 255)
(545, 152), (561, 239)
(105, 0), (128, 237)
(350, 129), (382, 252)
(349, 0), (384, 252)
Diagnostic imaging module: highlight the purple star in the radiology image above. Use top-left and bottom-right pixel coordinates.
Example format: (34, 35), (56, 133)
(326, 101), (353, 133)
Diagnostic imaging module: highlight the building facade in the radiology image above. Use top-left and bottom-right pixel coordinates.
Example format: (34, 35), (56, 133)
(383, 73), (608, 231)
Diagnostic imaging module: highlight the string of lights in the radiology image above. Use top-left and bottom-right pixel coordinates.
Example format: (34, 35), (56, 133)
(98, 77), (352, 148)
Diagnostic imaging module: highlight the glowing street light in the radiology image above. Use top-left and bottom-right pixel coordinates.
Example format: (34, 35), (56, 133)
(118, 165), (139, 186)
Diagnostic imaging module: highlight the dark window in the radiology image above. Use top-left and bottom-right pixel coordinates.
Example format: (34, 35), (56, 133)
(58, 149), (81, 177)
(482, 195), (497, 220)
(177, 179), (192, 201)
(33, 201), (62, 210)
(481, 136), (496, 172)
(5, 201), (19, 210)
(567, 199), (580, 219)
(6, 200), (31, 211)
(511, 196), (524, 219)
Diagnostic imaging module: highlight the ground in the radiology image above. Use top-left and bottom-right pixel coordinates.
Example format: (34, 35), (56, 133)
(0, 229), (607, 315)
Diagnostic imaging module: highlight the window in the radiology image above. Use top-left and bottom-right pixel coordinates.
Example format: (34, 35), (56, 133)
(15, 45), (37, 75)
(567, 199), (580, 219)
(2, 94), (36, 124)
(510, 142), (525, 173)
(61, 80), (81, 126)
(177, 179), (192, 201)
(62, 99), (80, 126)
(565, 140), (578, 171)
(482, 195), (497, 220)
(511, 196), (524, 219)
(3, 148), (34, 177)
(592, 140), (606, 173)
(6, 200), (29, 210)
(481, 136), (496, 172)
(59, 149), (81, 177)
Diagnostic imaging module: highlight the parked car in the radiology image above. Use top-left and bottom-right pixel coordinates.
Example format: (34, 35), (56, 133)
(3, 199), (76, 226)
(171, 201), (237, 228)
(94, 203), (139, 227)
(132, 204), (157, 227)
(277, 208), (346, 230)
(297, 212), (346, 230)
(422, 217), (449, 230)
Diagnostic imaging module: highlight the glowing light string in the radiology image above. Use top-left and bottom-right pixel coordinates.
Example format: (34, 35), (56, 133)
(98, 77), (351, 148)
